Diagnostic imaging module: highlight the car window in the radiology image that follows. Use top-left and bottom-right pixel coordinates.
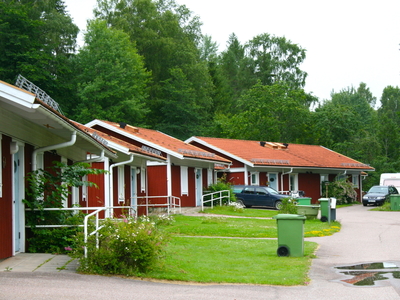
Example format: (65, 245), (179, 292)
(233, 187), (244, 193)
(369, 186), (388, 194)
(265, 187), (279, 195)
(255, 188), (267, 195)
(243, 187), (255, 194)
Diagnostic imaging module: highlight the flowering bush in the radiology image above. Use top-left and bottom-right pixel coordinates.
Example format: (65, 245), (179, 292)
(278, 197), (298, 214)
(325, 179), (357, 204)
(227, 201), (245, 212)
(70, 215), (171, 276)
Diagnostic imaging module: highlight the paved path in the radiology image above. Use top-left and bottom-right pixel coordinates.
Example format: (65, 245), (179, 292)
(1, 205), (400, 299)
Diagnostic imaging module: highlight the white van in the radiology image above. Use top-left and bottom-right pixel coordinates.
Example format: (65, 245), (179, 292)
(380, 173), (400, 191)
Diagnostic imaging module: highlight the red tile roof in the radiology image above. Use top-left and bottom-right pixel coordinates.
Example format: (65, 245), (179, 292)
(190, 137), (374, 170)
(93, 121), (231, 164)
(73, 122), (166, 161)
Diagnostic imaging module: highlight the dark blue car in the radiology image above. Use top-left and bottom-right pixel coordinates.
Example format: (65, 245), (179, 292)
(233, 185), (288, 209)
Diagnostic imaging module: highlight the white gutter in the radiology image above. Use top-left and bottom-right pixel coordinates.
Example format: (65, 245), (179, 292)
(32, 131), (77, 171)
(281, 168), (293, 192)
(108, 154), (134, 218)
(80, 150), (105, 164)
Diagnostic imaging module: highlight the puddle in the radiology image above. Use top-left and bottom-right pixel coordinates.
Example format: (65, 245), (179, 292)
(335, 262), (400, 286)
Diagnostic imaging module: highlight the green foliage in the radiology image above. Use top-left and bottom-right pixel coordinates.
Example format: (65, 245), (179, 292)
(71, 215), (171, 275)
(23, 161), (107, 253)
(278, 197), (298, 214)
(325, 179), (357, 205)
(0, 0), (79, 109)
(204, 176), (236, 206)
(72, 19), (150, 125)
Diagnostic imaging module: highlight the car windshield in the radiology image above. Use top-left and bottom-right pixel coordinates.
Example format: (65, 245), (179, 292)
(368, 186), (388, 194)
(265, 187), (280, 195)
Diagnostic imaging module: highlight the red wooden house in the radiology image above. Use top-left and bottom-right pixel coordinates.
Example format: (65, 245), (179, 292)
(85, 120), (231, 209)
(0, 77), (117, 259)
(186, 137), (375, 203)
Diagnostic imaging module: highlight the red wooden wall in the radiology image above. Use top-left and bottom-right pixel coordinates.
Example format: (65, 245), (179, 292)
(0, 135), (13, 259)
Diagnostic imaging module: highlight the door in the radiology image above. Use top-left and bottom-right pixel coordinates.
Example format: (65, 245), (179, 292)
(13, 151), (20, 252)
(268, 173), (278, 191)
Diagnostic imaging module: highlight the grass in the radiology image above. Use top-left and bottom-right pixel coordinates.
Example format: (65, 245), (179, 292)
(146, 236), (317, 285)
(163, 209), (341, 238)
(202, 205), (278, 218)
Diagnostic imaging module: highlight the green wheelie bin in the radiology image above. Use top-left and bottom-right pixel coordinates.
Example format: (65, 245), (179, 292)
(273, 214), (306, 257)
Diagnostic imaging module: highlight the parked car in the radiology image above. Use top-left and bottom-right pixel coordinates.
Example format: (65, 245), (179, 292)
(362, 185), (399, 206)
(232, 185), (288, 209)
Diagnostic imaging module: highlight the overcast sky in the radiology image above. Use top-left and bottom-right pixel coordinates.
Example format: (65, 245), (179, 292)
(64, 0), (400, 103)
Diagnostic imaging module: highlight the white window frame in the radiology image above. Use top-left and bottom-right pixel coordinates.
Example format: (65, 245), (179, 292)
(320, 174), (328, 195)
(140, 162), (146, 193)
(352, 175), (359, 188)
(181, 166), (189, 196)
(207, 168), (213, 186)
(289, 173), (298, 191)
(250, 172), (259, 185)
(118, 165), (125, 203)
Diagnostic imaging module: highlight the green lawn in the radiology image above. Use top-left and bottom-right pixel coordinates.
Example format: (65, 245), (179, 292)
(146, 236), (316, 285)
(164, 213), (341, 238)
(142, 207), (341, 285)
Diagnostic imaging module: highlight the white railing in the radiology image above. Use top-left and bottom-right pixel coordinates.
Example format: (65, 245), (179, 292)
(201, 190), (230, 211)
(83, 206), (135, 258)
(130, 195), (181, 215)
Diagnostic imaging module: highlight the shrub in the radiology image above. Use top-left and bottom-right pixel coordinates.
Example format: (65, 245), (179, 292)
(70, 215), (171, 275)
(204, 176), (236, 206)
(278, 197), (298, 214)
(325, 179), (357, 204)
(23, 161), (107, 253)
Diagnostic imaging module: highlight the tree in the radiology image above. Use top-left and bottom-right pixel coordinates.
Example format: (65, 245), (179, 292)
(0, 0), (79, 109)
(71, 20), (150, 125)
(210, 82), (315, 142)
(246, 33), (307, 89)
(94, 0), (214, 138)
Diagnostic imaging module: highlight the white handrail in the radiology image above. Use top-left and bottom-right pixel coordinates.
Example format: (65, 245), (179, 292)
(201, 190), (230, 211)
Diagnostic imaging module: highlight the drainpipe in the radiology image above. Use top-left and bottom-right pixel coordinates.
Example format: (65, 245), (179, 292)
(166, 154), (172, 202)
(32, 131), (77, 171)
(108, 154), (134, 218)
(281, 168), (293, 193)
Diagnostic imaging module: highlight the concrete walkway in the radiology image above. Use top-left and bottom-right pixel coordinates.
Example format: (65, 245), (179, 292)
(0, 252), (78, 273)
(1, 205), (400, 299)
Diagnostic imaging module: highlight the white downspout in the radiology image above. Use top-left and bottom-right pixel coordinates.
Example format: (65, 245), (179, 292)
(167, 155), (172, 199)
(32, 131), (77, 171)
(281, 168), (293, 193)
(108, 154), (134, 218)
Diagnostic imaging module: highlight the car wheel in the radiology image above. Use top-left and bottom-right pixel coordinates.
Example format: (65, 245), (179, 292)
(245, 205), (252, 208)
(363, 202), (367, 206)
(275, 200), (282, 210)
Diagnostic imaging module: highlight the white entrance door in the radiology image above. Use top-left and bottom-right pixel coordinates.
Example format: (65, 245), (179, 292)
(268, 173), (278, 191)
(13, 151), (20, 252)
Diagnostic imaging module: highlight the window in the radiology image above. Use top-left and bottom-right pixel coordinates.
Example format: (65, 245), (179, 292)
(352, 175), (359, 188)
(250, 172), (259, 185)
(255, 187), (267, 195)
(181, 166), (188, 196)
(140, 162), (146, 193)
(289, 173), (298, 191)
(118, 166), (125, 203)
(320, 174), (328, 195)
